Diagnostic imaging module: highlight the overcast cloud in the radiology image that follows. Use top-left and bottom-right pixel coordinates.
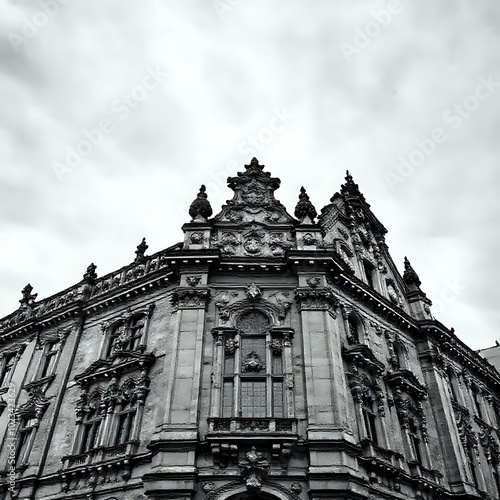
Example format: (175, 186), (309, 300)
(1, 1), (499, 349)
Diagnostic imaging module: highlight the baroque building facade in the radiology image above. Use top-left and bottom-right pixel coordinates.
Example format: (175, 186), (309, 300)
(0, 158), (500, 500)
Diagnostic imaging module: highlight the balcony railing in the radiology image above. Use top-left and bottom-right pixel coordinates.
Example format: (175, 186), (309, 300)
(208, 417), (297, 434)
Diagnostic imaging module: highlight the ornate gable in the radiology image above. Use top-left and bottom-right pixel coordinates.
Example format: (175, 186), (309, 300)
(213, 158), (295, 225)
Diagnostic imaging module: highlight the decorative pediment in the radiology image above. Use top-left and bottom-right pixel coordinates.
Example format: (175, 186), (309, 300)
(385, 370), (427, 400)
(342, 344), (385, 375)
(74, 351), (155, 385)
(213, 158), (295, 225)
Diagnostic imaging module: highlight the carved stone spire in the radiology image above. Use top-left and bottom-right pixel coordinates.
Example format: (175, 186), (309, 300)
(340, 170), (367, 203)
(20, 283), (37, 307)
(134, 237), (148, 263)
(294, 186), (317, 223)
(403, 257), (421, 288)
(188, 185), (213, 221)
(83, 263), (98, 284)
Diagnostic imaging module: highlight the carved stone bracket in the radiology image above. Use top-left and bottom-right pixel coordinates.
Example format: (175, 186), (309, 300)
(170, 287), (211, 309)
(294, 287), (339, 313)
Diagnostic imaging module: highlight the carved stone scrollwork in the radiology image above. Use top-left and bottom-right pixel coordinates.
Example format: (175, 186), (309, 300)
(224, 338), (239, 356)
(239, 447), (269, 493)
(190, 231), (204, 244)
(242, 351), (265, 372)
(306, 276), (321, 288)
(186, 275), (202, 287)
(294, 287), (339, 313)
(243, 225), (265, 255)
(215, 232), (240, 256)
(245, 282), (262, 301)
(171, 288), (210, 309)
(479, 425), (500, 464)
(268, 291), (292, 320)
(215, 290), (239, 321)
(269, 339), (283, 356)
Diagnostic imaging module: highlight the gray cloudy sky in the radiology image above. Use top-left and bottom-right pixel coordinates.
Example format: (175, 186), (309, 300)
(1, 1), (499, 349)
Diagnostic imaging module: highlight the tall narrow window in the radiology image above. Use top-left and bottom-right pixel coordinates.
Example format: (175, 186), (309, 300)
(16, 417), (37, 467)
(473, 391), (483, 419)
(363, 260), (375, 289)
(347, 316), (360, 344)
(408, 419), (423, 464)
(361, 393), (378, 445)
(107, 322), (125, 357)
(466, 442), (480, 489)
(80, 401), (103, 453)
(40, 341), (58, 378)
(0, 353), (16, 387)
(113, 402), (137, 445)
(221, 311), (284, 419)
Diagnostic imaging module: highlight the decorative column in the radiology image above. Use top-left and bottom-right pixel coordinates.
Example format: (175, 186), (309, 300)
(295, 273), (361, 498)
(145, 269), (210, 499)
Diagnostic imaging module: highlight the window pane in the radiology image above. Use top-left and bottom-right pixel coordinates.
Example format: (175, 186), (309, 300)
(273, 381), (284, 417)
(241, 338), (266, 372)
(272, 352), (283, 375)
(222, 380), (234, 417)
(241, 381), (266, 418)
(224, 354), (234, 375)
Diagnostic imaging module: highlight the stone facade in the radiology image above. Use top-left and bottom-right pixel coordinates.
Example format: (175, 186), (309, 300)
(1, 158), (500, 500)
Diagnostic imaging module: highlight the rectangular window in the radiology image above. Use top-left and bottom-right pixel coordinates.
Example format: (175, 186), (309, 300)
(16, 418), (36, 467)
(222, 379), (234, 417)
(40, 342), (58, 378)
(363, 260), (375, 289)
(114, 410), (135, 445)
(0, 353), (16, 386)
(362, 408), (378, 445)
(81, 419), (101, 453)
(273, 381), (284, 418)
(241, 380), (266, 418)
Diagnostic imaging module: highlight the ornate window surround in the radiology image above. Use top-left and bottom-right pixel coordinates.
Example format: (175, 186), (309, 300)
(0, 343), (27, 389)
(99, 304), (154, 360)
(209, 309), (296, 434)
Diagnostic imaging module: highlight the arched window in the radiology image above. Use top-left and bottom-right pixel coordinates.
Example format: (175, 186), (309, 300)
(222, 311), (284, 419)
(105, 314), (147, 357)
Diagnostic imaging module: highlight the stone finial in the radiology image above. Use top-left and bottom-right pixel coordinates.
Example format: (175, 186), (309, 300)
(188, 185), (213, 221)
(403, 257), (421, 288)
(20, 283), (37, 307)
(244, 157), (265, 174)
(134, 237), (148, 263)
(294, 186), (317, 222)
(340, 170), (365, 201)
(83, 263), (98, 283)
